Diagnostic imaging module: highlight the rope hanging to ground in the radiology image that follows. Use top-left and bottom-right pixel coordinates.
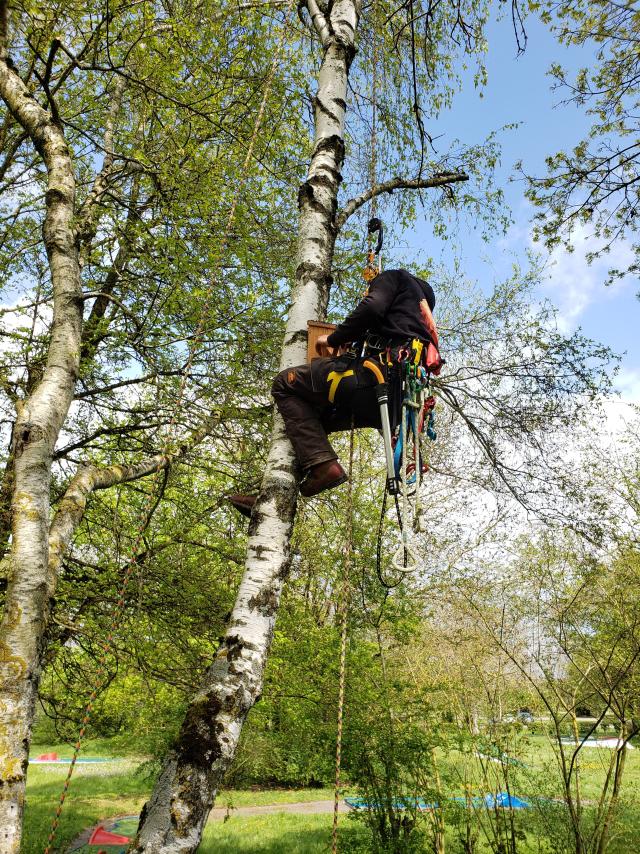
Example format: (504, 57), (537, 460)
(331, 424), (356, 854)
(43, 8), (295, 852)
(332, 13), (381, 849)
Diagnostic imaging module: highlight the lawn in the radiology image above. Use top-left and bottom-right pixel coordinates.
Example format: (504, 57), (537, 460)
(23, 734), (640, 853)
(202, 814), (367, 853)
(23, 740), (339, 853)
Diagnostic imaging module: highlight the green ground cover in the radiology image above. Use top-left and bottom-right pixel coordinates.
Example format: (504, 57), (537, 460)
(23, 741), (336, 853)
(23, 736), (640, 853)
(202, 814), (367, 853)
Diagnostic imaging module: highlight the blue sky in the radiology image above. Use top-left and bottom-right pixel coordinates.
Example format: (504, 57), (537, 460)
(402, 11), (640, 403)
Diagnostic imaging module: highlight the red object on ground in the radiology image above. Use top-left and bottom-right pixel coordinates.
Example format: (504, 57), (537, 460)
(37, 752), (58, 761)
(88, 827), (131, 845)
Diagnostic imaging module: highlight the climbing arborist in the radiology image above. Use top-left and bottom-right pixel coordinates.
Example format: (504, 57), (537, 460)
(228, 268), (440, 517)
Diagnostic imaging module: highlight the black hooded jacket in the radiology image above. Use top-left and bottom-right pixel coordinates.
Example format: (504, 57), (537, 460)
(326, 269), (436, 349)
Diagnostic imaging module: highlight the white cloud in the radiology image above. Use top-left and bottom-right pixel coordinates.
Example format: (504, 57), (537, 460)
(535, 223), (635, 333)
(614, 367), (640, 406)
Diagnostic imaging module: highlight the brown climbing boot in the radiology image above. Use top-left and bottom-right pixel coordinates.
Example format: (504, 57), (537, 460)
(227, 494), (256, 518)
(300, 460), (348, 498)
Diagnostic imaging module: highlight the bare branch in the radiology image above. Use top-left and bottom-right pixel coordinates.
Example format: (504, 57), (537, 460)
(74, 370), (183, 400)
(76, 75), (127, 257)
(335, 171), (468, 229)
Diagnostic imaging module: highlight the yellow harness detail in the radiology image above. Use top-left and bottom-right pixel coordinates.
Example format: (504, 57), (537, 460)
(326, 369), (355, 403)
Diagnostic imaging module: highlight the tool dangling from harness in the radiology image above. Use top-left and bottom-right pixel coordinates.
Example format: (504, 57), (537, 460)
(359, 219), (399, 496)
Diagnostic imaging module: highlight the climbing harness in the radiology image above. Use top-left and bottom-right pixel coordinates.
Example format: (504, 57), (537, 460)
(43, 8), (296, 852)
(363, 341), (438, 585)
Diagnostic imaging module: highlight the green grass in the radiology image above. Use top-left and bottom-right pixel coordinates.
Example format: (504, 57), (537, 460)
(23, 735), (640, 853)
(24, 740), (338, 853)
(202, 814), (366, 853)
(218, 786), (336, 808)
(24, 752), (148, 853)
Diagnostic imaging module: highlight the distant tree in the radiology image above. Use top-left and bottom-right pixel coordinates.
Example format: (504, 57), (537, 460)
(466, 533), (640, 854)
(525, 0), (640, 283)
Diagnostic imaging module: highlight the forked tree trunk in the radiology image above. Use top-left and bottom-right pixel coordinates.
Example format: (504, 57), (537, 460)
(0, 52), (83, 852)
(131, 2), (361, 850)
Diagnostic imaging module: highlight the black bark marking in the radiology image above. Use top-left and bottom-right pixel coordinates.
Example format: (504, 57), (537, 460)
(317, 163), (343, 184)
(297, 180), (329, 216)
(247, 509), (266, 535)
(335, 18), (356, 34)
(175, 693), (223, 767)
(313, 134), (345, 163)
(298, 181), (314, 208)
(247, 479), (296, 536)
(14, 424), (47, 457)
(309, 173), (338, 192)
(295, 260), (333, 292)
(344, 42), (357, 70)
(248, 585), (279, 617)
(276, 561), (291, 582)
(44, 188), (68, 206)
(136, 801), (147, 835)
(276, 487), (296, 520)
(225, 634), (259, 659)
(334, 97), (347, 111)
(314, 95), (340, 123)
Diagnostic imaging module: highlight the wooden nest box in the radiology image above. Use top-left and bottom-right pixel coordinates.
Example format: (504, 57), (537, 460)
(306, 320), (337, 363)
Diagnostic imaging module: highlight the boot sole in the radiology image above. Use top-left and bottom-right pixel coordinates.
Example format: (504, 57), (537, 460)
(300, 473), (349, 498)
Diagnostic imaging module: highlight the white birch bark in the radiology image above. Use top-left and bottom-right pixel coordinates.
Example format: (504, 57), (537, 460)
(0, 49), (83, 852)
(131, 2), (362, 851)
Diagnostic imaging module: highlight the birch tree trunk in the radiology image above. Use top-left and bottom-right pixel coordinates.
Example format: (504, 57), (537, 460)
(131, 2), (361, 850)
(0, 42), (83, 853)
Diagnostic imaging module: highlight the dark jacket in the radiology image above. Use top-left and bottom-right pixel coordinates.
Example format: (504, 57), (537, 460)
(326, 269), (436, 349)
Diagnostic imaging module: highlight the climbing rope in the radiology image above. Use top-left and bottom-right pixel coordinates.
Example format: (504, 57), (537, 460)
(362, 10), (381, 285)
(331, 424), (356, 854)
(391, 372), (425, 573)
(375, 368), (437, 588)
(43, 8), (295, 852)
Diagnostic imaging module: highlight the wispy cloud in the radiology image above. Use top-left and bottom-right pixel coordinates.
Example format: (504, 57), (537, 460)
(537, 223), (635, 332)
(614, 366), (640, 405)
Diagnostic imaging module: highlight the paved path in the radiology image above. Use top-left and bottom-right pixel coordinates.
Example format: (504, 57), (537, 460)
(208, 799), (349, 820)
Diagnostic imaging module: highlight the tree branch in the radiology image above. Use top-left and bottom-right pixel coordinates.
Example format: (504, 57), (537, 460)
(76, 75), (127, 257)
(335, 171), (469, 229)
(81, 290), (142, 331)
(47, 423), (213, 592)
(0, 0), (8, 62)
(305, 0), (332, 45)
(74, 369), (184, 400)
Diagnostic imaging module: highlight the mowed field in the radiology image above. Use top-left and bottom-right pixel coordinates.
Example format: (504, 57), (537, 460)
(23, 735), (640, 853)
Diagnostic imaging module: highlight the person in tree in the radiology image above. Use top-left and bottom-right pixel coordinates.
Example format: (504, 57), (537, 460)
(228, 268), (440, 516)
